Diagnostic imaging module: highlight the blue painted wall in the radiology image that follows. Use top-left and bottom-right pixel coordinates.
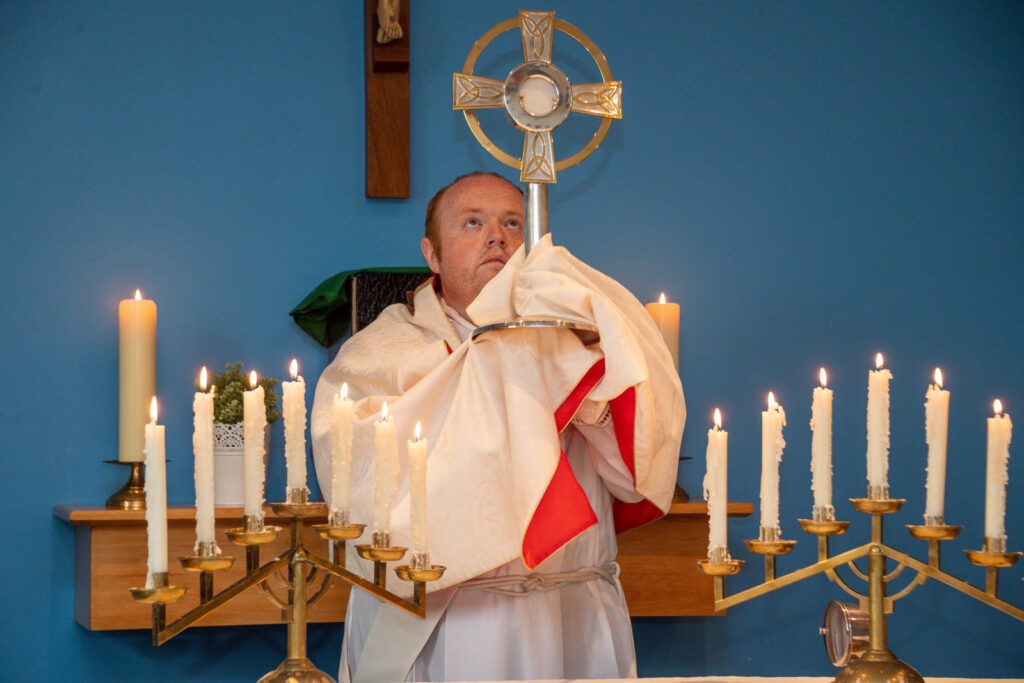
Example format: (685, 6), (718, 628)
(2, 1), (1022, 680)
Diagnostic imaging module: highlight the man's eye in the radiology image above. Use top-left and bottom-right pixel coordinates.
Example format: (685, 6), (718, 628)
(465, 218), (480, 228)
(506, 219), (522, 229)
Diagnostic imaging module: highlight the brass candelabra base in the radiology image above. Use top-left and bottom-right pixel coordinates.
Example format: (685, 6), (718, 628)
(834, 651), (924, 683)
(131, 502), (447, 681)
(696, 488), (1024, 681)
(257, 657), (335, 683)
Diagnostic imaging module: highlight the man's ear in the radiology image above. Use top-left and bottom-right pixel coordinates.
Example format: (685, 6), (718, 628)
(421, 237), (441, 274)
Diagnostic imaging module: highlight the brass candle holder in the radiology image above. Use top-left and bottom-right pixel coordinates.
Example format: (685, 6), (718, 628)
(131, 502), (445, 682)
(698, 485), (1024, 683)
(104, 460), (147, 510)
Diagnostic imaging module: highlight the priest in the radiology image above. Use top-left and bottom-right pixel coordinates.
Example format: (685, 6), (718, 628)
(311, 171), (685, 683)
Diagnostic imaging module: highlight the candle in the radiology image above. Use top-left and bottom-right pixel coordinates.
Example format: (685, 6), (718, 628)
(760, 392), (787, 534)
(144, 396), (167, 589)
(243, 370), (267, 521)
(192, 367), (217, 551)
(408, 421), (428, 560)
(866, 353), (892, 496)
(924, 368), (950, 524)
(373, 402), (399, 536)
(645, 292), (680, 371)
(810, 368), (834, 519)
(282, 358), (308, 495)
(118, 289), (156, 462)
(330, 383), (355, 524)
(985, 400), (1012, 544)
(703, 408), (728, 560)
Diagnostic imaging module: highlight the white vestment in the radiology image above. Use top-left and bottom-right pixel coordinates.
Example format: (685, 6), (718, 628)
(311, 235), (685, 682)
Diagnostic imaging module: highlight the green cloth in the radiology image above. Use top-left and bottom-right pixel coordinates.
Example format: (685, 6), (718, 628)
(290, 267), (431, 348)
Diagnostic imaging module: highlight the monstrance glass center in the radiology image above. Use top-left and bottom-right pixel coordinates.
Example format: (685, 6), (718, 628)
(503, 61), (572, 132)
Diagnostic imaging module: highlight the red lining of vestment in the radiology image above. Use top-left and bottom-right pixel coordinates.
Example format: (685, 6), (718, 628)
(521, 359), (663, 568)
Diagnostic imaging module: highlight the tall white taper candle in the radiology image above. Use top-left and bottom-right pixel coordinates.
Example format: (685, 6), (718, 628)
(703, 408), (728, 559)
(192, 367), (217, 551)
(243, 371), (267, 522)
(282, 358), (308, 495)
(924, 368), (950, 523)
(810, 368), (833, 518)
(985, 400), (1012, 544)
(144, 397), (167, 589)
(373, 402), (399, 535)
(866, 353), (892, 496)
(760, 392), (787, 534)
(408, 421), (428, 558)
(330, 383), (355, 522)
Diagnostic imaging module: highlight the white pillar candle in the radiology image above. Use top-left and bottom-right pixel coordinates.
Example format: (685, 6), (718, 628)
(760, 392), (787, 533)
(118, 289), (156, 462)
(243, 371), (267, 521)
(924, 368), (950, 523)
(645, 292), (680, 371)
(330, 383), (355, 522)
(373, 402), (399, 535)
(144, 396), (167, 589)
(703, 408), (728, 559)
(866, 353), (892, 495)
(282, 358), (308, 495)
(985, 400), (1012, 543)
(192, 367), (217, 551)
(408, 421), (428, 557)
(810, 368), (834, 517)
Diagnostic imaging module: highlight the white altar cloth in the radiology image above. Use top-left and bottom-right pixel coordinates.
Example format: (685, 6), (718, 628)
(438, 678), (1024, 683)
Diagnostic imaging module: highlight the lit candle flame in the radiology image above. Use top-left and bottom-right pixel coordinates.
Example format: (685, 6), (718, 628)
(199, 366), (208, 391)
(875, 352), (884, 369)
(414, 421), (422, 440)
(994, 399), (1003, 415)
(658, 292), (666, 305)
(381, 401), (389, 420)
(713, 408), (722, 428)
(934, 368), (943, 388)
(149, 396), (158, 421)
(768, 391), (776, 409)
(819, 368), (827, 388)
(134, 289), (142, 301)
(341, 382), (349, 399)
(289, 358), (298, 379)
(249, 370), (258, 389)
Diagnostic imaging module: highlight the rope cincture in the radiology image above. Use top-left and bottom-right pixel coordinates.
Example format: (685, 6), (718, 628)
(459, 562), (620, 597)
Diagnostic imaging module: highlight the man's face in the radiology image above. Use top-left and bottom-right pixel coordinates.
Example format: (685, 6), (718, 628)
(421, 175), (525, 316)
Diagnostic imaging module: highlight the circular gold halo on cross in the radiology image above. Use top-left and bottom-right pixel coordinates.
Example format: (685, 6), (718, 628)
(460, 16), (614, 174)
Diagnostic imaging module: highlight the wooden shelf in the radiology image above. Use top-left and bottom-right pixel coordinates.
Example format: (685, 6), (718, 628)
(55, 501), (752, 630)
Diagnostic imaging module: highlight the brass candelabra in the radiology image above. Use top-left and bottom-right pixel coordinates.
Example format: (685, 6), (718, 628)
(129, 491), (445, 683)
(698, 491), (1022, 683)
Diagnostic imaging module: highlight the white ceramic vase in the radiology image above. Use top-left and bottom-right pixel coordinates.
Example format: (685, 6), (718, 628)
(212, 422), (269, 506)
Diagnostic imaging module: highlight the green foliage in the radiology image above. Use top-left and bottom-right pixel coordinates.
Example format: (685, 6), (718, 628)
(199, 362), (280, 424)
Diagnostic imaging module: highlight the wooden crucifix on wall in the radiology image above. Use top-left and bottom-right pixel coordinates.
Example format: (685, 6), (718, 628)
(364, 0), (410, 198)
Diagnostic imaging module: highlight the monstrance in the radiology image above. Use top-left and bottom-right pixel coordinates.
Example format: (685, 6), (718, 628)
(453, 10), (622, 341)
